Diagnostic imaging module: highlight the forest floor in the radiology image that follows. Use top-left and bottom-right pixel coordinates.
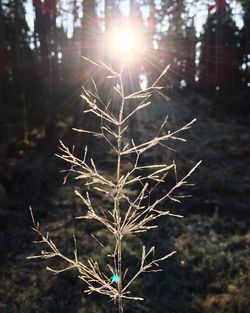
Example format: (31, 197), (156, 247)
(0, 91), (250, 313)
(149, 91), (250, 219)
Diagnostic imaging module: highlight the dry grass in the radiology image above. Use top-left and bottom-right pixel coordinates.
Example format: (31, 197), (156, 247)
(28, 58), (200, 313)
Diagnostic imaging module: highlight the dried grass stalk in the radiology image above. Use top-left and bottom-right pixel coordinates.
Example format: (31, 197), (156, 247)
(28, 59), (201, 313)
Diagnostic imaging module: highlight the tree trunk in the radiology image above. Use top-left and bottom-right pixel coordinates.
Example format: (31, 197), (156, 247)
(33, 0), (56, 147)
(0, 0), (4, 103)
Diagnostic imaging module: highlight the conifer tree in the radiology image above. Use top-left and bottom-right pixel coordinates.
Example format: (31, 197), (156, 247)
(199, 0), (241, 91)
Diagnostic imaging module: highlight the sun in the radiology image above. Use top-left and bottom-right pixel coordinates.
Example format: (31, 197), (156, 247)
(113, 30), (136, 54)
(107, 23), (145, 62)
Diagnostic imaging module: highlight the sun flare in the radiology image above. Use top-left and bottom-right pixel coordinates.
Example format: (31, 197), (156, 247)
(107, 22), (146, 62)
(113, 30), (136, 54)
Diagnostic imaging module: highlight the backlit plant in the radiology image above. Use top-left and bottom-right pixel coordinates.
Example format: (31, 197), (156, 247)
(28, 57), (200, 313)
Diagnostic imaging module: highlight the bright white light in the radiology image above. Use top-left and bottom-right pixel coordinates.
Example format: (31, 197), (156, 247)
(107, 23), (145, 62)
(113, 30), (136, 54)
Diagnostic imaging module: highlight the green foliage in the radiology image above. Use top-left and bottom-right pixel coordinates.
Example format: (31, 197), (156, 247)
(173, 215), (250, 313)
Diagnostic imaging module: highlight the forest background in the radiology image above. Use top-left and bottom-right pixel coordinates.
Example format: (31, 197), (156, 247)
(0, 0), (250, 312)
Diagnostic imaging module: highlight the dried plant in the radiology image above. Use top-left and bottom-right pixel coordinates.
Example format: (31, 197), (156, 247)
(28, 58), (201, 313)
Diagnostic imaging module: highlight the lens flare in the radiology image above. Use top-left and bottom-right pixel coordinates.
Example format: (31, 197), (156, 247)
(106, 22), (146, 63)
(113, 30), (136, 54)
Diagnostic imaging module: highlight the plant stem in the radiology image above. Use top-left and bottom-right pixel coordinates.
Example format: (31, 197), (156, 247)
(116, 68), (125, 313)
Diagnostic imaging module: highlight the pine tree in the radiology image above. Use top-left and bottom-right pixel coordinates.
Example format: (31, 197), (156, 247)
(159, 0), (187, 89)
(33, 0), (59, 144)
(183, 18), (197, 87)
(199, 0), (241, 91)
(0, 0), (31, 141)
(241, 1), (250, 86)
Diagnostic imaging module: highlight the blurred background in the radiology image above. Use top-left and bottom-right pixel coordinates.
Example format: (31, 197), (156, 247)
(0, 0), (250, 312)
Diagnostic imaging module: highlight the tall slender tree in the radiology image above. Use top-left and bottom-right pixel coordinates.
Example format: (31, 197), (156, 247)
(33, 0), (59, 144)
(0, 0), (4, 103)
(241, 0), (250, 86)
(183, 18), (197, 87)
(159, 0), (187, 89)
(199, 0), (241, 91)
(144, 0), (158, 87)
